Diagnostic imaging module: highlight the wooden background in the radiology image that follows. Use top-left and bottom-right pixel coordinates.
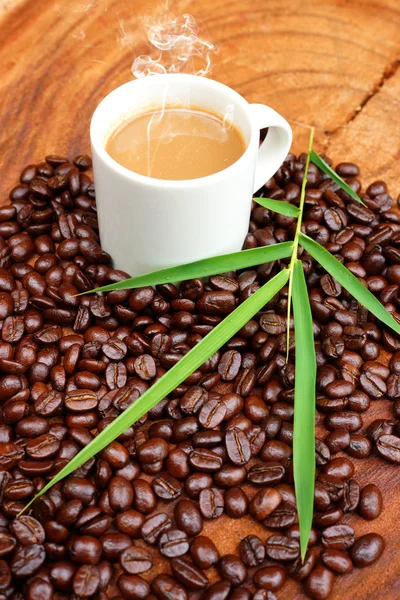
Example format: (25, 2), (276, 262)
(0, 0), (400, 598)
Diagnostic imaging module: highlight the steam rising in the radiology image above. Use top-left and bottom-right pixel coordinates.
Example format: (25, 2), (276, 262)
(132, 13), (217, 78)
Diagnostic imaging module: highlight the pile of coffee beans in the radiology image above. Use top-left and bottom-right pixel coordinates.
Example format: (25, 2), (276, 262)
(0, 151), (398, 599)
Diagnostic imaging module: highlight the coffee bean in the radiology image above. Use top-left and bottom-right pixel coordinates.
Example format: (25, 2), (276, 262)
(174, 499), (203, 536)
(376, 434), (400, 463)
(189, 448), (222, 472)
(321, 549), (353, 574)
(151, 574), (188, 600)
(171, 557), (209, 590)
(339, 479), (360, 513)
(11, 544), (45, 577)
(152, 474), (182, 501)
(118, 545), (152, 575)
(10, 516), (45, 545)
(253, 565), (286, 591)
(350, 533), (385, 567)
(159, 529), (189, 558)
(199, 488), (224, 519)
(304, 565), (335, 599)
(218, 350), (241, 381)
(190, 536), (219, 569)
(239, 534), (265, 567)
(360, 372), (386, 398)
(117, 573), (151, 599)
(347, 433), (372, 458)
(197, 291), (236, 315)
(322, 457), (354, 480)
(72, 564), (100, 597)
(322, 525), (355, 550)
(325, 412), (362, 432)
(225, 488), (248, 518)
(367, 419), (395, 443)
(199, 398), (226, 429)
(218, 554), (247, 586)
(250, 488), (282, 521)
(225, 428), (251, 465)
(65, 389), (98, 412)
(247, 461), (285, 485)
(265, 535), (299, 561)
(358, 484), (383, 520)
(141, 513), (172, 545)
(288, 547), (320, 581)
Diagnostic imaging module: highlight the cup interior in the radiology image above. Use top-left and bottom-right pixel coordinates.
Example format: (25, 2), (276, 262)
(91, 75), (254, 157)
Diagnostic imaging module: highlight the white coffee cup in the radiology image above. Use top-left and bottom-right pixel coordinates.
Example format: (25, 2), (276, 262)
(90, 74), (292, 277)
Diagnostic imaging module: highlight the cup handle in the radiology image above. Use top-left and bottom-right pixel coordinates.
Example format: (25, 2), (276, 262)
(249, 104), (293, 193)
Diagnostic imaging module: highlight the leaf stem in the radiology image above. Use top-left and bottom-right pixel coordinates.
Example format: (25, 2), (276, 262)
(286, 126), (315, 360)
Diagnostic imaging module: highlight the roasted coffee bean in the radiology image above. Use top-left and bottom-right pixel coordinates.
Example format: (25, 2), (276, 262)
(189, 448), (222, 472)
(100, 532), (132, 561)
(119, 545), (153, 574)
(132, 479), (157, 514)
(376, 434), (400, 463)
(141, 513), (172, 545)
(10, 516), (45, 545)
(253, 565), (286, 591)
(117, 573), (151, 599)
(171, 557), (209, 590)
(322, 457), (354, 480)
(199, 398), (226, 429)
(199, 488), (224, 519)
(358, 484), (383, 520)
(304, 565), (335, 600)
(152, 474), (182, 501)
(218, 554), (247, 586)
(218, 350), (242, 381)
(214, 465), (247, 488)
(347, 433), (372, 458)
(159, 529), (189, 558)
(325, 412), (362, 432)
(239, 534), (265, 568)
(367, 419), (395, 443)
(339, 479), (360, 513)
(322, 525), (355, 550)
(265, 535), (300, 561)
(189, 536), (219, 571)
(174, 499), (203, 536)
(68, 536), (102, 564)
(359, 372), (386, 398)
(250, 488), (282, 521)
(247, 461), (285, 485)
(321, 549), (353, 574)
(151, 574), (188, 600)
(350, 533), (385, 567)
(72, 564), (100, 597)
(225, 428), (251, 465)
(11, 544), (45, 577)
(225, 488), (248, 518)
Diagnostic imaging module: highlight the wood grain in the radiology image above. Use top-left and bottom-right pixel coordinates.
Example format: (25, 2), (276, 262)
(1, 0), (400, 598)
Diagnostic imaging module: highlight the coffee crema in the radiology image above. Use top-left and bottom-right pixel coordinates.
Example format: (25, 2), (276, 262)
(105, 106), (246, 180)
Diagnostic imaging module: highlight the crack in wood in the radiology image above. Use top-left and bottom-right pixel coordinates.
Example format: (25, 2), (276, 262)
(325, 57), (400, 138)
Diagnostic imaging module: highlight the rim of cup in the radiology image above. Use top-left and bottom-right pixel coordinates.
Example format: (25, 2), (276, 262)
(90, 74), (259, 189)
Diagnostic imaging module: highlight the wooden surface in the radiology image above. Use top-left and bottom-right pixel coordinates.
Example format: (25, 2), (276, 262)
(1, 0), (400, 598)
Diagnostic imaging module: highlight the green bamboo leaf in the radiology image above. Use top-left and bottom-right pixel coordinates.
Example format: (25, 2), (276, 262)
(254, 197), (300, 218)
(310, 150), (365, 206)
(22, 268), (290, 514)
(292, 258), (316, 560)
(77, 242), (293, 295)
(300, 232), (400, 336)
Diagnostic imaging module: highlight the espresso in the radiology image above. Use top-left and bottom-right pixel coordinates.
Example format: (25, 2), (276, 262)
(105, 107), (246, 180)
